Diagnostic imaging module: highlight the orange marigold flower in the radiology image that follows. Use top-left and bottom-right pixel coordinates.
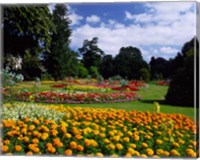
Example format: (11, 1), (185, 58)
(28, 125), (35, 131)
(14, 145), (22, 152)
(2, 145), (9, 152)
(70, 141), (77, 149)
(77, 145), (84, 151)
(64, 149), (73, 156)
(4, 140), (10, 145)
(32, 138), (39, 144)
(26, 151), (33, 156)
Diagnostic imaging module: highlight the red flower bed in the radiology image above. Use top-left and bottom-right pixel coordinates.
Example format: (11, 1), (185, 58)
(111, 85), (139, 91)
(15, 91), (140, 104)
(157, 80), (170, 86)
(51, 83), (68, 88)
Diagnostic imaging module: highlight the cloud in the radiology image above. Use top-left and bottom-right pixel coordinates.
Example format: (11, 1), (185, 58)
(69, 12), (84, 26)
(70, 2), (196, 62)
(160, 47), (178, 54)
(86, 15), (101, 23)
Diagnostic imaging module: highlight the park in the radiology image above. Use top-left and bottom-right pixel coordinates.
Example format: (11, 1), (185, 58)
(1, 3), (198, 158)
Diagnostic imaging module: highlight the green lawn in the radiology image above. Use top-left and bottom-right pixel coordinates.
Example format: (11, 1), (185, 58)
(14, 82), (196, 119)
(66, 83), (195, 119)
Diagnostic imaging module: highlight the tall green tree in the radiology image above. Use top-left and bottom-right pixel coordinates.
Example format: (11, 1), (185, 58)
(43, 4), (72, 80)
(78, 37), (105, 71)
(165, 37), (198, 106)
(3, 5), (55, 79)
(149, 57), (170, 80)
(113, 46), (148, 79)
(100, 55), (114, 79)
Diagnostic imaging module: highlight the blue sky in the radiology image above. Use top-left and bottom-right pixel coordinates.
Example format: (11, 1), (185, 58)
(49, 2), (196, 62)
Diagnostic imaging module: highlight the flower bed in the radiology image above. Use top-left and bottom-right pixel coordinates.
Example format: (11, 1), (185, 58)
(15, 91), (140, 104)
(0, 104), (197, 158)
(156, 80), (170, 86)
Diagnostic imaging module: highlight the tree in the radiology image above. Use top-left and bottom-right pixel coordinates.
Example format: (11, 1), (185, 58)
(100, 55), (114, 79)
(113, 46), (148, 80)
(79, 37), (104, 70)
(149, 57), (170, 80)
(3, 5), (55, 79)
(43, 4), (72, 80)
(76, 63), (88, 78)
(165, 37), (198, 106)
(139, 68), (150, 82)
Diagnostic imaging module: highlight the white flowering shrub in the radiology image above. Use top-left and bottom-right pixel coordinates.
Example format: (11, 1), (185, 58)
(1, 103), (66, 122)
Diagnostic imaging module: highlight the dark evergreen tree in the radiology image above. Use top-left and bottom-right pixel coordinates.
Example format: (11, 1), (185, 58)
(165, 37), (198, 106)
(43, 4), (72, 80)
(149, 57), (169, 80)
(100, 55), (114, 79)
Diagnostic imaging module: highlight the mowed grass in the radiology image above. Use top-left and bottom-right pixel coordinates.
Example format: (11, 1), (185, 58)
(14, 81), (196, 119)
(67, 83), (195, 119)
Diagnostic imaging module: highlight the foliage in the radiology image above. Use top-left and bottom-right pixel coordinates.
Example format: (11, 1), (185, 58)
(113, 46), (149, 80)
(43, 4), (72, 81)
(3, 5), (55, 79)
(165, 37), (198, 106)
(2, 68), (24, 103)
(77, 64), (89, 78)
(139, 68), (150, 82)
(100, 55), (114, 79)
(89, 66), (99, 78)
(79, 37), (104, 70)
(149, 57), (169, 80)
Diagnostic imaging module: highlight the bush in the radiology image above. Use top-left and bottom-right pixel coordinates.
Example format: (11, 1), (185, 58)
(139, 68), (150, 82)
(89, 66), (99, 78)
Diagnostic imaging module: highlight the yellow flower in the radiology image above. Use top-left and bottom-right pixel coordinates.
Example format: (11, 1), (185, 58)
(156, 139), (163, 145)
(125, 152), (132, 157)
(130, 143), (136, 149)
(65, 133), (72, 138)
(96, 152), (104, 157)
(142, 142), (148, 148)
(113, 135), (120, 142)
(41, 133), (49, 140)
(140, 154), (147, 158)
(116, 143), (123, 150)
(127, 148), (135, 155)
(23, 136), (29, 142)
(163, 151), (170, 156)
(170, 149), (180, 156)
(172, 142), (180, 148)
(156, 149), (164, 155)
(146, 148), (154, 156)
(70, 141), (77, 149)
(108, 143), (115, 150)
(127, 131), (133, 136)
(123, 137), (130, 142)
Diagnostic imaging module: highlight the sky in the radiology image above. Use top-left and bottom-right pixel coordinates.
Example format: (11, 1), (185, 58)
(49, 2), (196, 62)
